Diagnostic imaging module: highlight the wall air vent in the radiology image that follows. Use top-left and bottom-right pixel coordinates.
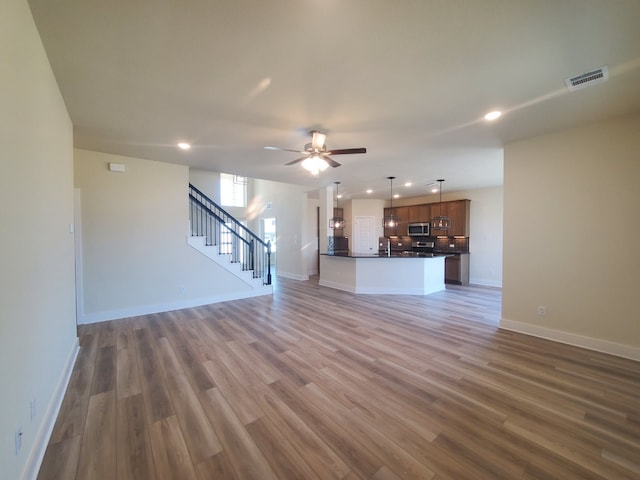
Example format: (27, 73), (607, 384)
(565, 66), (609, 92)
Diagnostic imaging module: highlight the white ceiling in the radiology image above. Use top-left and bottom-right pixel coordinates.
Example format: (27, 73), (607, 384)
(28, 0), (640, 200)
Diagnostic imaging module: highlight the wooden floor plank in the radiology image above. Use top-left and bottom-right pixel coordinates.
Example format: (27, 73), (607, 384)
(36, 435), (81, 480)
(155, 337), (222, 463)
(116, 394), (156, 480)
(36, 278), (640, 479)
(245, 415), (323, 480)
(149, 416), (198, 480)
(199, 387), (278, 480)
(75, 391), (116, 480)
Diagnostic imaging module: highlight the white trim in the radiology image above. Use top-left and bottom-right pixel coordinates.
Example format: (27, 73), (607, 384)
(276, 271), (309, 281)
(319, 279), (357, 293)
(469, 278), (502, 288)
(22, 337), (80, 480)
(78, 287), (273, 324)
(500, 318), (640, 361)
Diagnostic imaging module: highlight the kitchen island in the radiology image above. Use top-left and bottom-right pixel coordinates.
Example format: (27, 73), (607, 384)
(319, 252), (447, 295)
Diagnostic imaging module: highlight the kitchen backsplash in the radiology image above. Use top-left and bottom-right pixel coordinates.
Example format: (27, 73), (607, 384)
(380, 236), (469, 254)
(435, 236), (469, 253)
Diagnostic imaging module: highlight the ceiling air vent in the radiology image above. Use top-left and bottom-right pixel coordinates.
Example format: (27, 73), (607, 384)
(565, 66), (609, 92)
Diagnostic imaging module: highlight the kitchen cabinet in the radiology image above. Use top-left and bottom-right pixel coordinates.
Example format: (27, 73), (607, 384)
(408, 204), (431, 223)
(444, 253), (469, 285)
(431, 199), (470, 237)
(396, 206), (409, 236)
(446, 200), (470, 236)
(383, 206), (409, 236)
(384, 200), (469, 237)
(383, 207), (398, 237)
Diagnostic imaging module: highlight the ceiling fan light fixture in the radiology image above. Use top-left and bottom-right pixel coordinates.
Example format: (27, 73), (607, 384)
(311, 131), (327, 150)
(301, 155), (329, 176)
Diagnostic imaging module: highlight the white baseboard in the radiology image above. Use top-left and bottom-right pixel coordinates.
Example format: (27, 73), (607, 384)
(22, 337), (80, 480)
(276, 271), (309, 281)
(469, 278), (503, 288)
(78, 287), (273, 324)
(318, 279), (445, 296)
(318, 279), (357, 293)
(500, 318), (640, 361)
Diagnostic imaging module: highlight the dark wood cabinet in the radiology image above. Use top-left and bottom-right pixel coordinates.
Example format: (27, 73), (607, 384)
(408, 204), (431, 223)
(385, 199), (469, 238)
(445, 253), (469, 285)
(383, 206), (409, 236)
(383, 207), (398, 237)
(396, 206), (409, 236)
(430, 199), (470, 237)
(445, 200), (470, 236)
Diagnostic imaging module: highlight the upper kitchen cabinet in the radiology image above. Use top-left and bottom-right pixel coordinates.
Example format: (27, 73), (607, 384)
(396, 206), (409, 235)
(408, 204), (431, 223)
(383, 206), (409, 236)
(431, 199), (470, 237)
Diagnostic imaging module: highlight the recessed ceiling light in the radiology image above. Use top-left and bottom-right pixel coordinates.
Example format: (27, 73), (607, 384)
(393, 194), (400, 199)
(404, 182), (412, 187)
(177, 142), (191, 150)
(431, 187), (439, 193)
(366, 189), (373, 194)
(484, 111), (502, 121)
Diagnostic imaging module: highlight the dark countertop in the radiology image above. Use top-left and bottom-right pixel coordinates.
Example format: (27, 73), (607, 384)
(322, 252), (452, 259)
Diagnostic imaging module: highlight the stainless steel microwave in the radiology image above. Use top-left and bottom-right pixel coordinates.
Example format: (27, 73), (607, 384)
(408, 222), (430, 236)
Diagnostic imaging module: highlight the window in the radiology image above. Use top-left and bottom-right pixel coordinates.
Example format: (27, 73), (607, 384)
(220, 173), (247, 207)
(262, 217), (276, 252)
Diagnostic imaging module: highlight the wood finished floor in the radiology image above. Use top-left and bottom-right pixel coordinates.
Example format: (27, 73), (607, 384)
(38, 277), (640, 479)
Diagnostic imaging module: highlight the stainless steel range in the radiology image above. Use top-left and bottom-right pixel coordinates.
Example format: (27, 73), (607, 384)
(412, 241), (434, 254)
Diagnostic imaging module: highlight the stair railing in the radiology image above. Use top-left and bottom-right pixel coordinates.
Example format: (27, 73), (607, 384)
(188, 184), (271, 285)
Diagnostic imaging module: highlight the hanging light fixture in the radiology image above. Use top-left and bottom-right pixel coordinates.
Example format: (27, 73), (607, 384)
(301, 155), (329, 177)
(382, 176), (399, 228)
(329, 181), (344, 229)
(431, 179), (451, 231)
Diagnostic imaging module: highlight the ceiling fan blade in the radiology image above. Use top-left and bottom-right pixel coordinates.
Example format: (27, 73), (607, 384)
(325, 147), (367, 155)
(311, 131), (327, 150)
(284, 156), (309, 166)
(323, 156), (341, 168)
(264, 146), (307, 153)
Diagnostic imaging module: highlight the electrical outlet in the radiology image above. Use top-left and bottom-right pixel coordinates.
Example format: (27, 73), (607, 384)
(15, 427), (22, 455)
(30, 398), (36, 421)
(537, 305), (546, 316)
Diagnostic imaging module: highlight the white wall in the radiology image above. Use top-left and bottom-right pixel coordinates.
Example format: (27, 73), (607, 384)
(252, 178), (311, 280)
(0, 1), (78, 478)
(306, 198), (320, 276)
(393, 186), (504, 287)
(189, 169), (221, 202)
(75, 149), (256, 323)
(502, 113), (640, 360)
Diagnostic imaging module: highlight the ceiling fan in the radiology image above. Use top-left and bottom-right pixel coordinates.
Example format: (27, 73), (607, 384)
(264, 131), (366, 175)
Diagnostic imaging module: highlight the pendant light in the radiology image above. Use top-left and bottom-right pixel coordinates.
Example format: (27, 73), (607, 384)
(431, 179), (451, 231)
(329, 181), (344, 230)
(382, 176), (399, 228)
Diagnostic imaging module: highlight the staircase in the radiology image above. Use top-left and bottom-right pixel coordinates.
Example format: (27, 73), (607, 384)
(188, 184), (272, 296)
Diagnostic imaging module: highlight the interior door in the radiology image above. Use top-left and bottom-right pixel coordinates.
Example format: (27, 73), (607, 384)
(354, 216), (376, 254)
